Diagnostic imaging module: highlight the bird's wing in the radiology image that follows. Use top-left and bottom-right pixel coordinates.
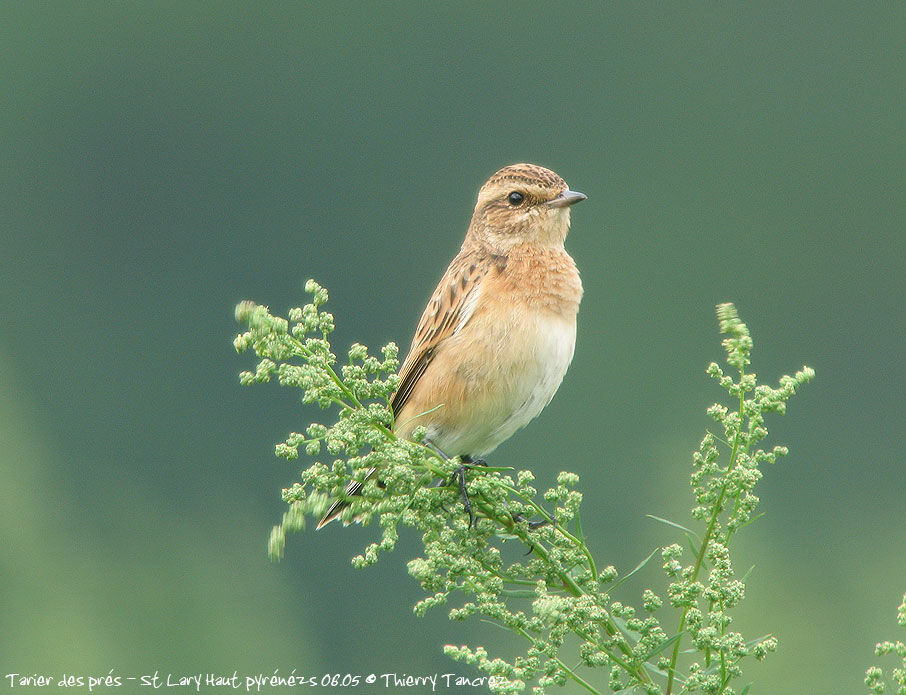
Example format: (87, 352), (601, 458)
(390, 251), (490, 417)
(316, 251), (490, 530)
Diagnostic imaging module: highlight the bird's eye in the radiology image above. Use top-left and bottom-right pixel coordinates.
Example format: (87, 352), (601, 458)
(507, 191), (525, 206)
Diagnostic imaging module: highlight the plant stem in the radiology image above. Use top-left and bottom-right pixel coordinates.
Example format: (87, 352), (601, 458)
(514, 627), (602, 694)
(666, 376), (748, 695)
(467, 489), (653, 687)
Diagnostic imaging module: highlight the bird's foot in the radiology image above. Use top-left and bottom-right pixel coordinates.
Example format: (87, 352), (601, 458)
(449, 455), (487, 527)
(511, 511), (556, 530)
(423, 440), (491, 527)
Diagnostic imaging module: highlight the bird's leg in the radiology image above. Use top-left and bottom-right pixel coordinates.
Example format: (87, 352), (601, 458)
(449, 454), (489, 527)
(424, 439), (488, 527)
(424, 439), (455, 495)
(423, 438), (452, 464)
(424, 441), (548, 529)
(423, 439), (463, 517)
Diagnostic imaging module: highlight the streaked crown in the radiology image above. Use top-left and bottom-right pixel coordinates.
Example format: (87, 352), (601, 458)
(483, 163), (568, 193)
(467, 163), (583, 250)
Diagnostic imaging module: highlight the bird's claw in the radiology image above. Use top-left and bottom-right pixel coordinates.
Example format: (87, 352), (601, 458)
(448, 456), (487, 528)
(511, 512), (556, 530)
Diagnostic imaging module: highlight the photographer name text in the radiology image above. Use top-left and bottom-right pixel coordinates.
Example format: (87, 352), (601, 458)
(4, 671), (498, 692)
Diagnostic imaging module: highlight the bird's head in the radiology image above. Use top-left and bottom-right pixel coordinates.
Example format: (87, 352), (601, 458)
(467, 163), (586, 252)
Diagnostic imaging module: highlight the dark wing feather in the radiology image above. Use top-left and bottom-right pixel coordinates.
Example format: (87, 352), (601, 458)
(316, 251), (486, 529)
(390, 252), (485, 418)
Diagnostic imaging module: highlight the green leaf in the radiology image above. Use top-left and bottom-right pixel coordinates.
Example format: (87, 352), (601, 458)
(737, 511), (766, 530)
(685, 532), (700, 557)
(647, 514), (700, 540)
(574, 507), (585, 542)
(745, 634), (774, 648)
(500, 589), (537, 599)
(741, 564), (756, 583)
(609, 547), (659, 592)
(640, 632), (684, 660)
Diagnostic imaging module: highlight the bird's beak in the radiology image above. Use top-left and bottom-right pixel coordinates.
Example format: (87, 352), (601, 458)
(547, 190), (587, 208)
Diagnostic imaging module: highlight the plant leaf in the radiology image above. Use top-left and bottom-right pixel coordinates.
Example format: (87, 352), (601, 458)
(647, 514), (700, 539)
(609, 547), (659, 592)
(640, 632), (684, 660)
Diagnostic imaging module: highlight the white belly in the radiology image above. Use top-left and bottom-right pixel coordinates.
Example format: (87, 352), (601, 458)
(484, 316), (577, 449)
(430, 313), (577, 457)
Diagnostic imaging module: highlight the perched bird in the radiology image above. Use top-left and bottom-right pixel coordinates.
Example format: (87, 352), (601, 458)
(317, 163), (585, 529)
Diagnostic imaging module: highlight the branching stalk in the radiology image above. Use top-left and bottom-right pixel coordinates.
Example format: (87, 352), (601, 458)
(235, 286), (814, 695)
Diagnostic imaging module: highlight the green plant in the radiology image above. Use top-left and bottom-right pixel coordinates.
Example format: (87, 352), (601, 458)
(865, 594), (906, 694)
(234, 283), (815, 694)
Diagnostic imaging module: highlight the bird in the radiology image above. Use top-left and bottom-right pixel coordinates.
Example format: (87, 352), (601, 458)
(317, 163), (585, 529)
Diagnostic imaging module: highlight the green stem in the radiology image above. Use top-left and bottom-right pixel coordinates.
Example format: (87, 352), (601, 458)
(289, 335), (649, 688)
(514, 627), (602, 695)
(666, 379), (748, 695)
(471, 496), (652, 687)
(720, 642), (728, 690)
(498, 482), (599, 581)
(292, 334), (366, 410)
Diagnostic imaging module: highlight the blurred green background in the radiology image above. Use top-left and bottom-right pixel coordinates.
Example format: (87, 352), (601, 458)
(2, 3), (904, 693)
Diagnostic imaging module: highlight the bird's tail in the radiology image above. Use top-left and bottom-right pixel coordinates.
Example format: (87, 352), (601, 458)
(315, 467), (377, 529)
